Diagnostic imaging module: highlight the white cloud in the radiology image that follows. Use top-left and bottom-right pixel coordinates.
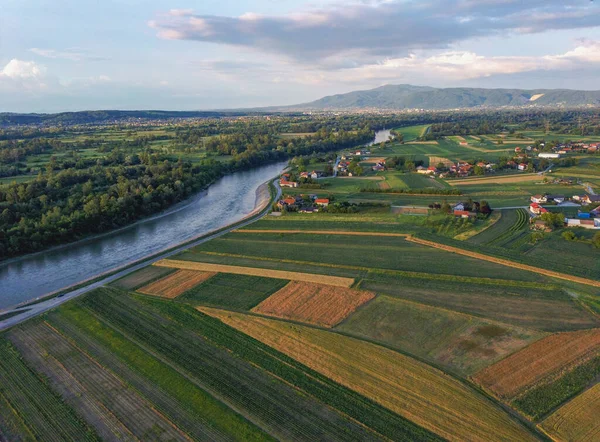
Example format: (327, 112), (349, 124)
(1, 59), (45, 79)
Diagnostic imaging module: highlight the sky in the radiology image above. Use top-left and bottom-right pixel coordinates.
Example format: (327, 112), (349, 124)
(2, 0), (600, 112)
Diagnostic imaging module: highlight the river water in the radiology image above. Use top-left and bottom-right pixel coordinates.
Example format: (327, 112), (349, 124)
(0, 161), (286, 309)
(367, 129), (392, 146)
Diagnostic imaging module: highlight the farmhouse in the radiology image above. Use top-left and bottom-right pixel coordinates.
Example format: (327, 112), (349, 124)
(453, 210), (476, 219)
(565, 218), (600, 229)
(417, 166), (437, 175)
(530, 195), (547, 204)
(546, 195), (565, 204)
(518, 163), (527, 171)
(315, 198), (330, 207)
(529, 203), (548, 215)
(280, 180), (299, 188)
(582, 195), (600, 205)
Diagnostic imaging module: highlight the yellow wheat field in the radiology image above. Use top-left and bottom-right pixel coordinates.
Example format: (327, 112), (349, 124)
(200, 308), (537, 442)
(541, 383), (600, 441)
(138, 269), (215, 299)
(154, 259), (355, 287)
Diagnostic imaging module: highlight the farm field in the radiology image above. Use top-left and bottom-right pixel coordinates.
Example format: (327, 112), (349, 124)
(395, 124), (430, 140)
(8, 322), (191, 441)
(336, 295), (546, 375)
(253, 281), (375, 327)
(155, 258), (356, 286)
(468, 209), (528, 246)
(361, 275), (597, 332)
(178, 273), (289, 310)
(202, 308), (540, 442)
(0, 338), (98, 441)
(110, 265), (176, 291)
(181, 231), (548, 281)
(72, 289), (444, 440)
(138, 269), (216, 298)
(472, 329), (600, 400)
(541, 382), (600, 441)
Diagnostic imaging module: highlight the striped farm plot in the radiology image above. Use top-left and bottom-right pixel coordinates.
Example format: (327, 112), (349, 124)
(541, 382), (600, 441)
(138, 269), (216, 299)
(472, 328), (600, 400)
(154, 259), (355, 287)
(202, 308), (539, 442)
(429, 156), (454, 168)
(448, 174), (543, 186)
(252, 281), (375, 328)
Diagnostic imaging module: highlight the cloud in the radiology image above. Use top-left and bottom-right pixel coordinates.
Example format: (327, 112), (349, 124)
(1, 59), (46, 79)
(150, 1), (600, 64)
(197, 39), (600, 89)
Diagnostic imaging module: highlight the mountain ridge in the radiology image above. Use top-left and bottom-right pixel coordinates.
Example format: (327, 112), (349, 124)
(279, 84), (600, 110)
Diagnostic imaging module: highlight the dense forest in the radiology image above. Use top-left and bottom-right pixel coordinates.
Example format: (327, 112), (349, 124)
(0, 117), (373, 259)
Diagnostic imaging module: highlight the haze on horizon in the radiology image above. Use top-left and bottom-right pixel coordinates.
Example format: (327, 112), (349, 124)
(2, 0), (600, 113)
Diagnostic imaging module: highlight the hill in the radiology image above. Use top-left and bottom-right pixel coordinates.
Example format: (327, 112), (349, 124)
(283, 84), (600, 110)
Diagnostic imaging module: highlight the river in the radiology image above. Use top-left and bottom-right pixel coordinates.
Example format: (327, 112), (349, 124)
(0, 161), (286, 309)
(367, 129), (392, 146)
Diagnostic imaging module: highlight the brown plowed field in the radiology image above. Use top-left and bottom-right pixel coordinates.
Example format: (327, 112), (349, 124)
(252, 282), (375, 327)
(138, 270), (215, 298)
(472, 329), (600, 399)
(406, 237), (600, 288)
(155, 259), (355, 287)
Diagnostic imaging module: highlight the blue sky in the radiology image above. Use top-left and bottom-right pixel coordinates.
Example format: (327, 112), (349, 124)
(1, 0), (600, 112)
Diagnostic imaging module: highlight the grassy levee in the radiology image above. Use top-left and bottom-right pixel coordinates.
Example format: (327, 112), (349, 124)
(0, 338), (99, 441)
(47, 302), (270, 442)
(202, 308), (541, 442)
(541, 382), (600, 441)
(178, 273), (289, 310)
(512, 356), (600, 421)
(76, 288), (435, 441)
(411, 233), (600, 286)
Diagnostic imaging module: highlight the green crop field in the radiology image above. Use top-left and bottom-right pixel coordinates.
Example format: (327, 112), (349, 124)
(182, 231), (546, 281)
(395, 124), (430, 141)
(512, 356), (600, 420)
(361, 274), (598, 332)
(45, 288), (439, 441)
(468, 209), (528, 246)
(178, 273), (289, 310)
(336, 295), (544, 375)
(0, 338), (99, 441)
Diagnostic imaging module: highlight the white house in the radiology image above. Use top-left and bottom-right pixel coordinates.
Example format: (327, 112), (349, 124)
(538, 153), (560, 159)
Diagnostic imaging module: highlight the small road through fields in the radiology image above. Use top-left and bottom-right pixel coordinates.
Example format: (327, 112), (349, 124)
(0, 180), (282, 332)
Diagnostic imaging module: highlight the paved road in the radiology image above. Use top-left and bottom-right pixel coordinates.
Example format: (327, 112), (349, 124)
(0, 180), (282, 332)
